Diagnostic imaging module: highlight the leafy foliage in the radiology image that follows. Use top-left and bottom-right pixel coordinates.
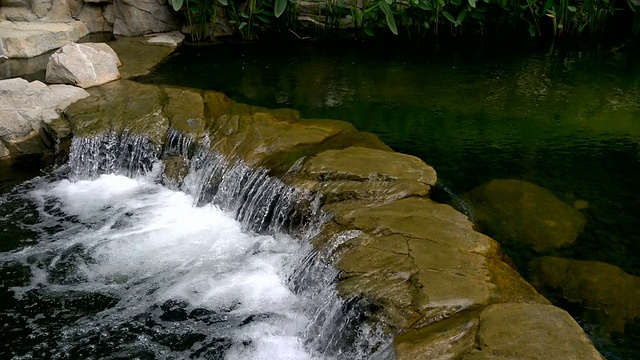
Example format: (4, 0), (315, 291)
(170, 0), (639, 42)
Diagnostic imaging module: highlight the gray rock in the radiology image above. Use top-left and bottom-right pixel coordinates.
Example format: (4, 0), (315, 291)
(0, 141), (8, 158)
(0, 7), (38, 21)
(46, 43), (120, 88)
(0, 78), (89, 156)
(1, 0), (31, 7)
(103, 4), (115, 25)
(145, 31), (185, 47)
(0, 21), (89, 59)
(82, 43), (121, 67)
(77, 4), (113, 33)
(113, 0), (180, 36)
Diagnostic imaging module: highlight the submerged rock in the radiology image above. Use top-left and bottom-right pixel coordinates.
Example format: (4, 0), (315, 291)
(466, 303), (604, 360)
(462, 179), (586, 252)
(108, 36), (177, 79)
(528, 256), (640, 334)
(46, 43), (121, 88)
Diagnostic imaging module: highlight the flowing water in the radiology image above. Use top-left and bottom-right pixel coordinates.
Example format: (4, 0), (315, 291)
(0, 133), (391, 359)
(137, 38), (640, 359)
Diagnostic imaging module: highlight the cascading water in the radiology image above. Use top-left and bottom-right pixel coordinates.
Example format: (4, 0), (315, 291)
(0, 129), (393, 359)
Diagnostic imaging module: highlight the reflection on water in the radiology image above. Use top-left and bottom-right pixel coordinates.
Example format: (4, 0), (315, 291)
(139, 39), (640, 359)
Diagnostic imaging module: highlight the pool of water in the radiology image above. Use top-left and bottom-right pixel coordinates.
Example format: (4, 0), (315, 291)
(138, 38), (640, 359)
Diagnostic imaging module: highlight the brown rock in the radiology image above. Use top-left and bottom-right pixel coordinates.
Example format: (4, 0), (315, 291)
(528, 256), (640, 334)
(472, 303), (604, 360)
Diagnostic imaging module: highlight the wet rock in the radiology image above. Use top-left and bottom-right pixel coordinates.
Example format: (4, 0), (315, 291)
(395, 314), (479, 360)
(77, 4), (114, 33)
(468, 303), (604, 360)
(0, 78), (89, 157)
(46, 43), (121, 88)
(113, 0), (180, 36)
(204, 93), (391, 175)
(0, 21), (89, 58)
(293, 146), (436, 203)
(462, 179), (586, 252)
(64, 80), (168, 144)
(528, 256), (640, 334)
(325, 198), (496, 330)
(164, 87), (205, 135)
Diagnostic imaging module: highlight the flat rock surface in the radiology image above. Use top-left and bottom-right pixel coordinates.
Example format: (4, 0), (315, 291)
(108, 37), (176, 79)
(0, 21), (88, 58)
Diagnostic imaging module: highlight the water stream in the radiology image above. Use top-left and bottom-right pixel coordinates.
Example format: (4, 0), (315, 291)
(0, 133), (391, 359)
(137, 39), (640, 359)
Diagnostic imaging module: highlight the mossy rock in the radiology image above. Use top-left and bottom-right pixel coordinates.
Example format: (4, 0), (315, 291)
(164, 87), (206, 136)
(65, 80), (169, 144)
(462, 179), (587, 252)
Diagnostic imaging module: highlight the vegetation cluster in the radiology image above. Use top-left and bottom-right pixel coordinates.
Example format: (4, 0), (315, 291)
(170, 0), (639, 42)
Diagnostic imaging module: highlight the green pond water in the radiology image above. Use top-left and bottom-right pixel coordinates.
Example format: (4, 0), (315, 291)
(138, 38), (640, 359)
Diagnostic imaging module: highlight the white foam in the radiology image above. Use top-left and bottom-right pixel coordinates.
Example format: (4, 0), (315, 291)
(8, 174), (320, 358)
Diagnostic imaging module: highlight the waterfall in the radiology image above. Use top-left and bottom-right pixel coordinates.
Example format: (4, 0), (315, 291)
(59, 129), (393, 359)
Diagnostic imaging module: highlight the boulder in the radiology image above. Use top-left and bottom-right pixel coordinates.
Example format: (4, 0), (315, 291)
(528, 256), (640, 334)
(467, 303), (604, 360)
(0, 21), (89, 59)
(0, 78), (89, 156)
(46, 43), (120, 88)
(0, 7), (38, 21)
(77, 4), (113, 33)
(113, 0), (180, 36)
(462, 179), (586, 252)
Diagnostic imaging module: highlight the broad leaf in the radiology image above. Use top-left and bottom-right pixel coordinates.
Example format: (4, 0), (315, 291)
(379, 1), (398, 35)
(442, 11), (456, 24)
(456, 9), (467, 25)
(218, 0), (228, 5)
(275, 0), (287, 18)
(468, 0), (476, 7)
(529, 23), (536, 36)
(171, 0), (184, 11)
